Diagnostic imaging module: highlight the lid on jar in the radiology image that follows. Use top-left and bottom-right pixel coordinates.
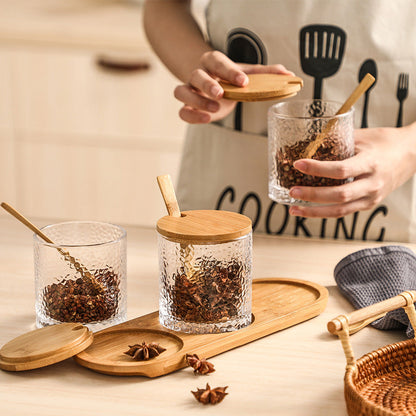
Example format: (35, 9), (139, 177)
(0, 323), (93, 371)
(156, 210), (252, 243)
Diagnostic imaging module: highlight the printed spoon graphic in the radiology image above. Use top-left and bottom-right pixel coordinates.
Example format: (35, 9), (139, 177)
(358, 59), (377, 128)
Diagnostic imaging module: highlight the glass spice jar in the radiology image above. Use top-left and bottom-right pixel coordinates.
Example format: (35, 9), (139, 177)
(157, 210), (252, 334)
(268, 99), (354, 206)
(34, 221), (127, 331)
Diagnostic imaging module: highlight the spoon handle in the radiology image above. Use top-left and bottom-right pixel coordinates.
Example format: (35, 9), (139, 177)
(1, 202), (103, 292)
(1, 202), (55, 244)
(157, 174), (181, 217)
(302, 74), (375, 159)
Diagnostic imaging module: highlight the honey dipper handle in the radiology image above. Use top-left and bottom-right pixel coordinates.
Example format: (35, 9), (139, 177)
(157, 174), (181, 217)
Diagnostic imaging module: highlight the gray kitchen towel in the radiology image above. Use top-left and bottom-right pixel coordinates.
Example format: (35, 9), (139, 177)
(334, 245), (416, 338)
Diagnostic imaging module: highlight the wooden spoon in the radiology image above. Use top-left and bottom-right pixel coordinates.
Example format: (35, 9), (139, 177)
(302, 73), (375, 159)
(157, 174), (181, 218)
(1, 202), (105, 294)
(157, 175), (200, 281)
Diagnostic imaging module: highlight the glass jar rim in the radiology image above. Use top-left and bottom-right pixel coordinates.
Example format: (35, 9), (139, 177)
(157, 232), (252, 246)
(268, 99), (354, 120)
(33, 221), (127, 248)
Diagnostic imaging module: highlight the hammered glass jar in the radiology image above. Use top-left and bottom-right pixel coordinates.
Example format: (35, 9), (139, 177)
(268, 99), (354, 206)
(157, 210), (252, 334)
(34, 221), (127, 331)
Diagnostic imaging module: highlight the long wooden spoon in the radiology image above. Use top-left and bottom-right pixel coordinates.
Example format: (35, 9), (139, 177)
(1, 202), (104, 293)
(302, 73), (375, 159)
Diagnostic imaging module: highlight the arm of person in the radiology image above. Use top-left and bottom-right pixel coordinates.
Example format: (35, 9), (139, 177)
(288, 122), (416, 217)
(143, 0), (292, 124)
(143, 0), (212, 83)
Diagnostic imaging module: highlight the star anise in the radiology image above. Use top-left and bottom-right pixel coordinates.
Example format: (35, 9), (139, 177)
(124, 342), (166, 361)
(191, 383), (228, 405)
(186, 353), (215, 375)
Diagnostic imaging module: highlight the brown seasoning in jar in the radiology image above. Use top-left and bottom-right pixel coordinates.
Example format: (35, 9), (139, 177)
(276, 133), (353, 188)
(165, 258), (245, 323)
(42, 269), (120, 323)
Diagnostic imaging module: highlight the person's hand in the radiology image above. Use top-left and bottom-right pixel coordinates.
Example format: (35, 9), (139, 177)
(288, 124), (416, 218)
(174, 50), (293, 124)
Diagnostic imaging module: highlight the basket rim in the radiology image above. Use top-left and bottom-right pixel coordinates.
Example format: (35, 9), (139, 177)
(344, 338), (416, 415)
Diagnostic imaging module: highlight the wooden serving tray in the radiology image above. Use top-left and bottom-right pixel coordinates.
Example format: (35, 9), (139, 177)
(75, 278), (328, 377)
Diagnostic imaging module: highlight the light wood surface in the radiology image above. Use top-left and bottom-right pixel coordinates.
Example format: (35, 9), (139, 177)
(220, 74), (303, 102)
(1, 216), (415, 415)
(75, 278), (327, 376)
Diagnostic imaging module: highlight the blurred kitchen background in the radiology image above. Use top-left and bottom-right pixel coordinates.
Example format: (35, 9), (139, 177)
(0, 0), (208, 227)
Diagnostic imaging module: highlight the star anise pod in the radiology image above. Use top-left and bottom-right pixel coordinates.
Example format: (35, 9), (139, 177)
(124, 342), (166, 361)
(191, 383), (228, 405)
(186, 353), (215, 375)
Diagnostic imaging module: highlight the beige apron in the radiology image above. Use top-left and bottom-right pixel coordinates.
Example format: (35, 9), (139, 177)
(177, 0), (416, 242)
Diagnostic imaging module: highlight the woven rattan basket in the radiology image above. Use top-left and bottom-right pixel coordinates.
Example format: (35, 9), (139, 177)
(328, 291), (416, 416)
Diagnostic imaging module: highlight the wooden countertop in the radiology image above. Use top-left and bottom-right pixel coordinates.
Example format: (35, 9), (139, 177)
(0, 216), (414, 415)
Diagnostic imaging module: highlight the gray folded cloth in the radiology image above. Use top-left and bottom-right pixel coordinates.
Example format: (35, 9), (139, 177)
(334, 245), (416, 338)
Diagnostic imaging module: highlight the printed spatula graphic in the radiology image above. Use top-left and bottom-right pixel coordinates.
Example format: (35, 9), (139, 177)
(300, 25), (346, 100)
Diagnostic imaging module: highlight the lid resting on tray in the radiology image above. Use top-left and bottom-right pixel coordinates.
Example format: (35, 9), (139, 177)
(0, 323), (93, 371)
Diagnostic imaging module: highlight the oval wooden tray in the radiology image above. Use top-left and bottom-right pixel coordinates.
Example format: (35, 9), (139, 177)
(75, 278), (328, 377)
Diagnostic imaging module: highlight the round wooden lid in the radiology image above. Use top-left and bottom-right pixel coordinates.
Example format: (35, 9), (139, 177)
(220, 73), (303, 102)
(156, 210), (252, 242)
(0, 323), (93, 371)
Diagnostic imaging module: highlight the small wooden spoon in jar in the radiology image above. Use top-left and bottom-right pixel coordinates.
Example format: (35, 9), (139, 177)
(1, 202), (105, 294)
(156, 175), (201, 283)
(301, 73), (375, 159)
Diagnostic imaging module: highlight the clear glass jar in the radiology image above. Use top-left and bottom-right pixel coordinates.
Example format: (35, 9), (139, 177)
(157, 210), (252, 334)
(34, 221), (127, 331)
(268, 99), (354, 206)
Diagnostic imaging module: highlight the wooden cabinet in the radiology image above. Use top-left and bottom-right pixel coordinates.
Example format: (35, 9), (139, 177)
(13, 49), (184, 141)
(0, 1), (187, 227)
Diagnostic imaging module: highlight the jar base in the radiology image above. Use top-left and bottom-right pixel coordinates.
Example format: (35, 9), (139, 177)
(159, 312), (252, 334)
(269, 184), (311, 206)
(36, 312), (127, 332)
(269, 179), (354, 206)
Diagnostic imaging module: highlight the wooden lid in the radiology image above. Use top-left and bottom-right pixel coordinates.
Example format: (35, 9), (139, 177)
(0, 323), (93, 371)
(220, 74), (303, 102)
(156, 210), (252, 242)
